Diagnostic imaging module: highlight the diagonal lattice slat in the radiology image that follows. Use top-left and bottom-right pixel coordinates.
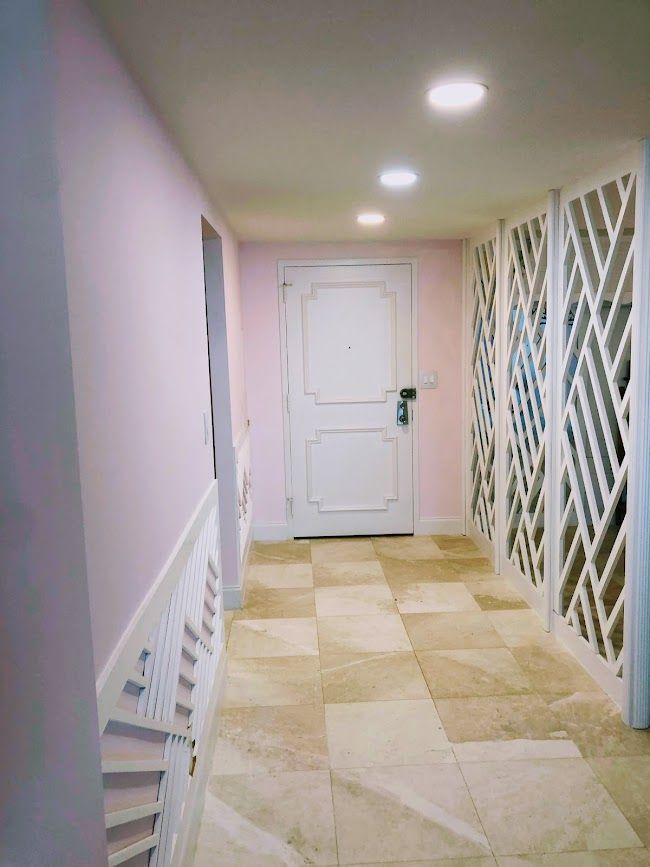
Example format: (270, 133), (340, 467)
(557, 171), (636, 676)
(469, 237), (497, 542)
(505, 212), (548, 594)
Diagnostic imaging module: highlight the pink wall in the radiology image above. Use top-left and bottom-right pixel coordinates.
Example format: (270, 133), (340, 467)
(240, 241), (463, 527)
(54, 0), (247, 676)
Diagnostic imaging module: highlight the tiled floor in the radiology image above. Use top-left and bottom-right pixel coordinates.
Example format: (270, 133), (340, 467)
(193, 536), (650, 866)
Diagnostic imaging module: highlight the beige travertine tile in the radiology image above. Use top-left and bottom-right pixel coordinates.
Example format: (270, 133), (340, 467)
(341, 860), (497, 867)
(234, 587), (315, 620)
(394, 582), (481, 614)
(510, 645), (601, 695)
(325, 699), (453, 768)
(314, 583), (397, 617)
(461, 757), (643, 855)
(545, 693), (650, 758)
(372, 535), (445, 560)
(310, 538), (376, 563)
(465, 579), (529, 611)
(417, 648), (531, 698)
(212, 705), (328, 775)
(224, 656), (322, 708)
(497, 851), (650, 865)
(380, 556), (497, 586)
(331, 763), (491, 863)
(195, 770), (337, 865)
(247, 563), (313, 589)
(249, 540), (311, 565)
(228, 618), (318, 658)
(486, 610), (556, 647)
(321, 651), (429, 703)
(434, 535), (482, 558)
(402, 612), (505, 650)
(317, 614), (411, 655)
(588, 756), (650, 846)
(313, 560), (387, 587)
(224, 609), (235, 645)
(436, 694), (579, 761)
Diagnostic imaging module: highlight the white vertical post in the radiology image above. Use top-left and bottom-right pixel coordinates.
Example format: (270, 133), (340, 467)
(495, 220), (506, 574)
(461, 238), (470, 537)
(623, 137), (650, 729)
(544, 189), (561, 633)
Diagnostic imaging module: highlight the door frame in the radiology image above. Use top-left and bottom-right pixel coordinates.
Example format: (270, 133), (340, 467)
(277, 257), (420, 538)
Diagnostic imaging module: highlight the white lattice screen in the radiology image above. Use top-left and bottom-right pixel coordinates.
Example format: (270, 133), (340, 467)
(469, 236), (498, 544)
(504, 210), (548, 597)
(556, 170), (636, 676)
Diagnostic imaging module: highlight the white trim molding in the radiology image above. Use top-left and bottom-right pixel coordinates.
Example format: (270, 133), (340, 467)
(253, 522), (292, 541)
(414, 517), (464, 536)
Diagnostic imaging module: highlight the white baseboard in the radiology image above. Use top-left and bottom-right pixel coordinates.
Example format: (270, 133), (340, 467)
(174, 652), (227, 867)
(254, 521), (291, 541)
(414, 516), (464, 536)
(223, 585), (243, 610)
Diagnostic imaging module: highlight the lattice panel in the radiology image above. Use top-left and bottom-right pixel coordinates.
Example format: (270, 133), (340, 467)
(557, 171), (636, 676)
(469, 236), (498, 542)
(504, 212), (548, 594)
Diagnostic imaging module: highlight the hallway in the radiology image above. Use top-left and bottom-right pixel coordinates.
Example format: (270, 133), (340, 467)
(193, 536), (650, 865)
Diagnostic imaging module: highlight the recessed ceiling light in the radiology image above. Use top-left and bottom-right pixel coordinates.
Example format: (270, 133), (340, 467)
(379, 169), (419, 188)
(427, 81), (487, 109)
(357, 212), (385, 226)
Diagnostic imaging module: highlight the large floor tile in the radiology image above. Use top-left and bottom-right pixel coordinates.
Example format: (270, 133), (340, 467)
(417, 648), (531, 698)
(247, 563), (314, 589)
(224, 609), (235, 645)
(249, 540), (312, 565)
(434, 535), (483, 558)
(224, 656), (322, 707)
(497, 851), (650, 865)
(461, 757), (643, 855)
(466, 579), (529, 611)
(228, 618), (318, 658)
(340, 860), (497, 867)
(402, 612), (504, 651)
(195, 770), (337, 865)
(510, 645), (601, 695)
(313, 560), (387, 587)
(436, 694), (579, 762)
(545, 693), (650, 758)
(331, 763), (491, 863)
(317, 613), (411, 654)
(212, 705), (328, 775)
(234, 587), (315, 620)
(486, 610), (556, 647)
(321, 651), (429, 703)
(394, 582), (481, 614)
(310, 538), (376, 563)
(372, 535), (445, 561)
(588, 756), (650, 846)
(325, 699), (453, 768)
(314, 582), (397, 617)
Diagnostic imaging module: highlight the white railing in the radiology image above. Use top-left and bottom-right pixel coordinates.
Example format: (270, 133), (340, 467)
(98, 482), (225, 866)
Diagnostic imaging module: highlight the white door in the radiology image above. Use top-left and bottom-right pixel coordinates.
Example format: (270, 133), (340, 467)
(283, 262), (414, 537)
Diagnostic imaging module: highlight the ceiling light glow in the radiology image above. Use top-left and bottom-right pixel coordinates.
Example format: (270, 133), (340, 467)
(427, 81), (487, 109)
(357, 212), (385, 226)
(379, 169), (419, 188)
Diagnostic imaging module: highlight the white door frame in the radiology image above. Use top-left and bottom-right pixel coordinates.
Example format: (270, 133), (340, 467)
(277, 258), (420, 538)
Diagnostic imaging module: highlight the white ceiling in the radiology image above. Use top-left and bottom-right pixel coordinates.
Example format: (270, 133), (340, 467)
(89, 0), (650, 241)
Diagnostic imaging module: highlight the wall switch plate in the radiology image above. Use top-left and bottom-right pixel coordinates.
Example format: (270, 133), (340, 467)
(420, 370), (438, 389)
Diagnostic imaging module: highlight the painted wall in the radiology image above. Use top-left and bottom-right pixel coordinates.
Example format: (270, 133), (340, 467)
(0, 2), (106, 861)
(53, 0), (248, 676)
(239, 241), (463, 529)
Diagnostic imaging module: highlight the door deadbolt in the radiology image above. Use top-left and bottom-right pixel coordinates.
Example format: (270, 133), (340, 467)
(400, 387), (417, 400)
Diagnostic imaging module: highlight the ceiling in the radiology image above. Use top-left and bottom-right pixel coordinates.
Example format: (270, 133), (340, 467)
(88, 0), (650, 241)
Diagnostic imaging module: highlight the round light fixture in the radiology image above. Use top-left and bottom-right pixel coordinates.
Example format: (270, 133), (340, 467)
(427, 81), (487, 109)
(357, 212), (385, 226)
(379, 169), (419, 188)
